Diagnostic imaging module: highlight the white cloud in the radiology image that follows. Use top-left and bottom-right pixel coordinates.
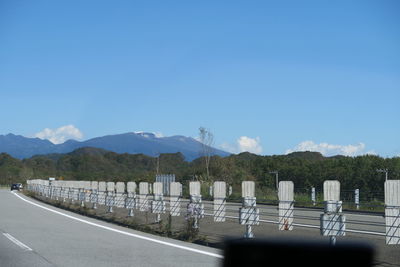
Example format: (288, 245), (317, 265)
(237, 136), (263, 154)
(153, 132), (164, 138)
(134, 131), (164, 138)
(285, 140), (371, 157)
(220, 136), (263, 155)
(35, 125), (83, 144)
(219, 142), (237, 154)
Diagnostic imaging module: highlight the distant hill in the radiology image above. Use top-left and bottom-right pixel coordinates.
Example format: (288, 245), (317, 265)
(286, 151), (325, 161)
(0, 132), (230, 161)
(30, 147), (111, 161)
(1, 147), (398, 195)
(0, 134), (55, 159)
(67, 147), (110, 156)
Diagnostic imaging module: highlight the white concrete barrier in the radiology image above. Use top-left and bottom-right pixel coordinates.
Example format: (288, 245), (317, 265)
(385, 180), (400, 245)
(115, 182), (126, 208)
(324, 180), (340, 202)
(98, 182), (107, 205)
(83, 181), (91, 203)
(188, 181), (204, 228)
(90, 181), (99, 208)
(240, 181), (259, 238)
(321, 180), (345, 245)
(278, 181), (294, 231)
(106, 182), (115, 211)
(151, 182), (165, 222)
(139, 182), (149, 212)
(242, 181), (255, 198)
(126, 182), (137, 216)
(213, 181), (226, 222)
(170, 182), (181, 216)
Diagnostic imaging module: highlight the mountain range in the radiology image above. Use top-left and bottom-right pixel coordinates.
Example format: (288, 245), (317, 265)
(0, 132), (230, 161)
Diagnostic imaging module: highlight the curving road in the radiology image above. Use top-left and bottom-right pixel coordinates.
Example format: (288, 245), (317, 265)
(0, 189), (222, 267)
(1, 189), (398, 267)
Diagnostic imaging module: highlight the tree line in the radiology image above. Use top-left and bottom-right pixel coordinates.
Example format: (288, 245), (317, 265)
(1, 148), (399, 197)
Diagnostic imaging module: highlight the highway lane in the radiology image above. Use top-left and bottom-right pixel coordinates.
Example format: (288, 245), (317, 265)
(0, 231), (53, 267)
(4, 190), (398, 266)
(0, 190), (222, 267)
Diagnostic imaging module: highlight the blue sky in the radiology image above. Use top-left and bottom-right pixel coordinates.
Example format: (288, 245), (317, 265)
(1, 0), (399, 157)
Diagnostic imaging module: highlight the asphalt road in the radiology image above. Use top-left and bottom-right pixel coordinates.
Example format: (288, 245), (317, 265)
(197, 199), (399, 266)
(200, 200), (386, 236)
(2, 189), (398, 267)
(0, 189), (223, 267)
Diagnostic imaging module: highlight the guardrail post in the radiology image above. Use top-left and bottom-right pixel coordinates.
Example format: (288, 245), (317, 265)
(188, 181), (204, 229)
(213, 181), (226, 222)
(71, 181), (79, 204)
(311, 187), (316, 206)
(115, 182), (126, 209)
(97, 182), (106, 206)
(278, 181), (294, 231)
(81, 181), (91, 207)
(78, 181), (87, 207)
(106, 182), (115, 213)
(170, 182), (181, 216)
(320, 180), (345, 245)
(126, 182), (137, 217)
(152, 182), (166, 223)
(355, 189), (360, 210)
(139, 182), (150, 212)
(52, 181), (58, 200)
(239, 181), (259, 238)
(61, 182), (66, 202)
(90, 181), (99, 209)
(385, 180), (400, 245)
(45, 180), (50, 197)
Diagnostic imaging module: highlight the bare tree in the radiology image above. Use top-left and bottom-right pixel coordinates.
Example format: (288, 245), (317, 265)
(199, 127), (214, 180)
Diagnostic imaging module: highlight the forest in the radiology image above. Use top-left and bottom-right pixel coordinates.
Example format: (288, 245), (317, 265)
(1, 147), (399, 201)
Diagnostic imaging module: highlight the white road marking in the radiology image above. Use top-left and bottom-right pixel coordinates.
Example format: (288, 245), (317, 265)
(3, 233), (33, 251)
(345, 213), (384, 219)
(11, 192), (223, 259)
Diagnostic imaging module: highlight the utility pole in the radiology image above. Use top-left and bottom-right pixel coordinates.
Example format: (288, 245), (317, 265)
(156, 155), (160, 175)
(269, 171), (279, 191)
(376, 169), (388, 181)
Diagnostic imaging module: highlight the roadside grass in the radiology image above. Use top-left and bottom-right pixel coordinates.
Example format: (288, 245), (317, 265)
(293, 192), (385, 213)
(246, 191), (385, 213)
(204, 189), (384, 214)
(22, 190), (209, 245)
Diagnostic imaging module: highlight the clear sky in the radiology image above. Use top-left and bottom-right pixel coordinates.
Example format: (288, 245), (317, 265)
(1, 0), (399, 157)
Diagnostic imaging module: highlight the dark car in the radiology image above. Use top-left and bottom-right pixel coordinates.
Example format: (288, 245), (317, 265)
(11, 183), (22, 191)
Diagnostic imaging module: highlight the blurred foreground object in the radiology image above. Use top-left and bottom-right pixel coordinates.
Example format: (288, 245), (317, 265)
(223, 238), (374, 267)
